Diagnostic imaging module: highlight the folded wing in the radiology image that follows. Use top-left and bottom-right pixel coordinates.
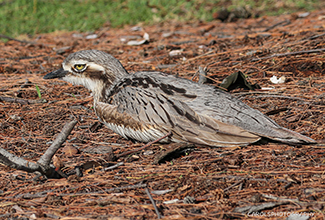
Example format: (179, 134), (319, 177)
(104, 86), (260, 146)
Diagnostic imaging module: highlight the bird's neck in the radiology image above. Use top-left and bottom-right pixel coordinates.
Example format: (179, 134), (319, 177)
(91, 69), (128, 104)
(90, 80), (106, 103)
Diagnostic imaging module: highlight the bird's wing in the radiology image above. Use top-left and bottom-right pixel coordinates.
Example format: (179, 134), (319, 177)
(133, 72), (315, 144)
(101, 86), (260, 146)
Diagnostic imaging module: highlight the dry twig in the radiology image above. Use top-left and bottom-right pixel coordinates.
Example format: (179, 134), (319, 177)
(262, 20), (291, 32)
(104, 162), (124, 171)
(252, 48), (325, 61)
(0, 96), (47, 104)
(224, 179), (246, 192)
(0, 34), (34, 44)
(117, 132), (172, 158)
(145, 188), (162, 219)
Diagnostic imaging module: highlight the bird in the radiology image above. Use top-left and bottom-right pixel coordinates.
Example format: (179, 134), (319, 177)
(43, 50), (316, 147)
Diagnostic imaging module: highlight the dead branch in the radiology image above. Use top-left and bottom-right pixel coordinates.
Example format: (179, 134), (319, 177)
(0, 148), (42, 173)
(0, 120), (77, 178)
(38, 120), (78, 167)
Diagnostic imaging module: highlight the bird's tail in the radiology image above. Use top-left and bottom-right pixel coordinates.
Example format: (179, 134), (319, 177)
(270, 127), (316, 145)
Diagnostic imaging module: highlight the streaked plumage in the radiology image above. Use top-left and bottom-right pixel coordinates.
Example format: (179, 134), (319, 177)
(44, 50), (316, 146)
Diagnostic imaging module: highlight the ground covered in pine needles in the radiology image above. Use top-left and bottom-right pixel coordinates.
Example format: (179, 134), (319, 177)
(1, 10), (325, 220)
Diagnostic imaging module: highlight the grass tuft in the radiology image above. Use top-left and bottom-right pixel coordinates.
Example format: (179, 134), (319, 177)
(0, 0), (322, 38)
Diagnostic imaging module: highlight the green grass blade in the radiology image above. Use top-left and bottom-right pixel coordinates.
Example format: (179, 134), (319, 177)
(35, 84), (41, 99)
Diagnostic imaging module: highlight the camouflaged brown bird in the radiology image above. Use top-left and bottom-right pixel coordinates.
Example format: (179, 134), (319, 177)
(44, 50), (316, 147)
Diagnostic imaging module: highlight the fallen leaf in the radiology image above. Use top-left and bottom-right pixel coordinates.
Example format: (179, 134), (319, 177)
(53, 155), (63, 171)
(220, 71), (261, 91)
(62, 145), (79, 156)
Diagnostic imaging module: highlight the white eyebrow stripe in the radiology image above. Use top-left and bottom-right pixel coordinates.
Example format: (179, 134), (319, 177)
(63, 61), (105, 72)
(87, 63), (106, 71)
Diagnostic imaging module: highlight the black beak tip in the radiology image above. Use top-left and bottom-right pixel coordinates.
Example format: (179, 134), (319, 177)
(43, 68), (67, 79)
(43, 73), (53, 79)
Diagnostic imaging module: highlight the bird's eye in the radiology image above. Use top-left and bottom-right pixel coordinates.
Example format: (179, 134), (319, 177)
(73, 64), (86, 72)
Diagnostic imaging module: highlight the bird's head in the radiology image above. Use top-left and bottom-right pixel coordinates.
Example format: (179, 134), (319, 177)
(44, 50), (128, 96)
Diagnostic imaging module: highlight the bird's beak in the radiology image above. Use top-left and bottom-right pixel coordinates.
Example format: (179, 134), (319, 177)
(43, 68), (68, 79)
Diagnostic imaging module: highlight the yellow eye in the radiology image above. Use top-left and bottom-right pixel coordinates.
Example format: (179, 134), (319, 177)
(73, 64), (86, 72)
